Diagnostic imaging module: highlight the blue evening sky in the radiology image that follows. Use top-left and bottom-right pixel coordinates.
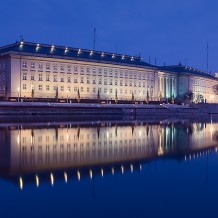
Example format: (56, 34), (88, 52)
(0, 0), (218, 71)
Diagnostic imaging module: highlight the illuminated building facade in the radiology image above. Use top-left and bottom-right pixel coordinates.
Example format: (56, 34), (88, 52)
(0, 40), (217, 103)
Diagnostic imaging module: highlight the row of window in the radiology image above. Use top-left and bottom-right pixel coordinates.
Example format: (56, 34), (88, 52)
(22, 61), (152, 78)
(22, 84), (152, 95)
(22, 73), (152, 87)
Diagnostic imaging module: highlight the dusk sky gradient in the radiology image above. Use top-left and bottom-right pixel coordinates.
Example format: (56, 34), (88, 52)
(1, 0), (218, 71)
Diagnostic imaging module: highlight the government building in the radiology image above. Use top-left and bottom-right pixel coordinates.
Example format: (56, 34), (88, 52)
(0, 40), (217, 103)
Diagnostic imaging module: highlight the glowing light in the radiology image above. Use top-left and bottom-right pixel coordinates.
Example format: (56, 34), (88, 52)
(51, 45), (55, 52)
(122, 55), (125, 60)
(121, 165), (124, 174)
(130, 164), (133, 173)
(36, 43), (40, 51)
(78, 49), (81, 55)
(139, 164), (142, 170)
(112, 167), (115, 175)
(90, 51), (93, 56)
(101, 169), (104, 177)
(17, 134), (20, 145)
(89, 170), (93, 179)
(185, 155), (187, 161)
(19, 177), (23, 190)
(101, 52), (104, 57)
(64, 172), (68, 183)
(50, 173), (54, 186)
(20, 41), (24, 48)
(131, 56), (134, 61)
(36, 175), (39, 187)
(112, 54), (115, 58)
(77, 171), (81, 181)
(65, 47), (68, 53)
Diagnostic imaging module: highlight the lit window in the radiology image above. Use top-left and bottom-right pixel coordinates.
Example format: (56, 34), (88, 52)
(53, 75), (58, 82)
(67, 76), (71, 83)
(46, 74), (50, 81)
(46, 64), (50, 70)
(53, 65), (58, 71)
(22, 62), (27, 68)
(31, 63), (35, 69)
(22, 73), (27, 80)
(38, 63), (43, 70)
(39, 74), (43, 81)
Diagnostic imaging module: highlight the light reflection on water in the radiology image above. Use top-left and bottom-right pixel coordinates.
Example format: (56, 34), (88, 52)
(0, 116), (218, 217)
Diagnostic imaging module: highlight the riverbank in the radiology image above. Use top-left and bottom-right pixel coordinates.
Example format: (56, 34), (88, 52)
(0, 102), (215, 116)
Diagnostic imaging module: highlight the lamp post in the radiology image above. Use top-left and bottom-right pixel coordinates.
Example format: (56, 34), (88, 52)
(17, 87), (20, 102)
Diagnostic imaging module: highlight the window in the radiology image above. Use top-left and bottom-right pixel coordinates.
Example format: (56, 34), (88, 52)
(60, 74), (64, 82)
(46, 74), (50, 81)
(81, 67), (84, 73)
(31, 74), (35, 81)
(67, 65), (71, 72)
(61, 86), (64, 91)
(104, 79), (107, 85)
(39, 85), (43, 91)
(74, 87), (77, 92)
(31, 62), (35, 69)
(46, 63), (50, 70)
(53, 65), (58, 71)
(99, 68), (102, 74)
(87, 77), (90, 84)
(74, 66), (78, 72)
(93, 67), (96, 73)
(60, 65), (64, 71)
(80, 76), (84, 83)
(120, 80), (123, 86)
(98, 77), (102, 85)
(46, 85), (49, 91)
(23, 62), (27, 68)
(87, 87), (90, 93)
(93, 87), (96, 93)
(22, 73), (27, 80)
(74, 76), (78, 83)
(53, 86), (58, 90)
(93, 78), (96, 84)
(67, 86), (70, 92)
(67, 76), (71, 83)
(115, 79), (118, 86)
(104, 88), (107, 93)
(109, 78), (113, 85)
(39, 74), (43, 81)
(53, 75), (57, 82)
(110, 89), (113, 94)
(38, 63), (43, 70)
(23, 84), (27, 90)
(81, 87), (84, 92)
(87, 67), (90, 73)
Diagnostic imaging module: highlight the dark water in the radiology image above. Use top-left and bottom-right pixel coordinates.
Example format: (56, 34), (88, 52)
(1, 116), (218, 218)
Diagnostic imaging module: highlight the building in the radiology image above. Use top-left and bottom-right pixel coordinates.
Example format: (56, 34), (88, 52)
(0, 40), (217, 103)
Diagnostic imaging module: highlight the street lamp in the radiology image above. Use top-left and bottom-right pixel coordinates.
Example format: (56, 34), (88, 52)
(17, 87), (20, 102)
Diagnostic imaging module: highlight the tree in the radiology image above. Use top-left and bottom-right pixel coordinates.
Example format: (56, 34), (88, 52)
(171, 94), (175, 104)
(115, 89), (118, 104)
(146, 91), (149, 104)
(77, 89), (80, 103)
(213, 84), (218, 95)
(184, 91), (194, 102)
(132, 92), (134, 104)
(97, 89), (101, 103)
(31, 88), (34, 102)
(55, 87), (58, 102)
(158, 91), (162, 102)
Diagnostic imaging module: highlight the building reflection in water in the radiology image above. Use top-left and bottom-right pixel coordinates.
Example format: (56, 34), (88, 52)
(0, 119), (218, 189)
